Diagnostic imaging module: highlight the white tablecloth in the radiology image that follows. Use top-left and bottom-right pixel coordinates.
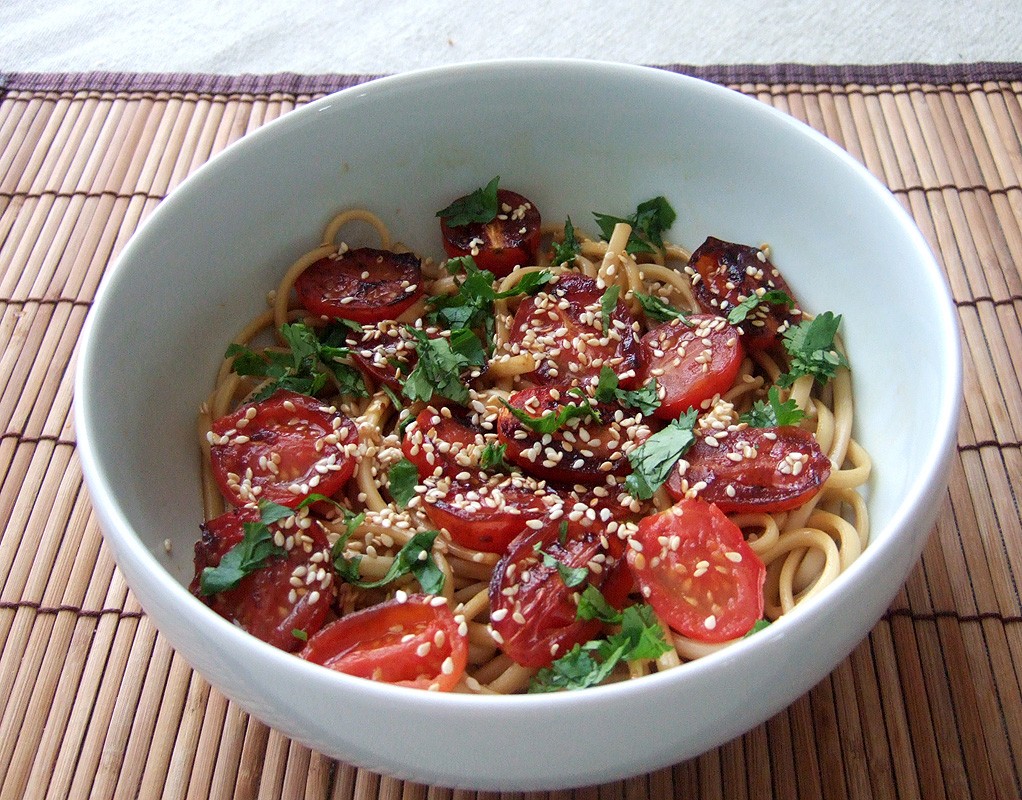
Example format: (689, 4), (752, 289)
(1, 0), (1019, 74)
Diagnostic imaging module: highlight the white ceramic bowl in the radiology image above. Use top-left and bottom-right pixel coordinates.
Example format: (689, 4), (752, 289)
(75, 60), (961, 790)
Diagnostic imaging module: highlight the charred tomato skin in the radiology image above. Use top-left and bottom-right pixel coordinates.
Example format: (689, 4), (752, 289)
(440, 188), (542, 278)
(688, 236), (800, 351)
(295, 247), (423, 324)
(667, 425), (831, 513)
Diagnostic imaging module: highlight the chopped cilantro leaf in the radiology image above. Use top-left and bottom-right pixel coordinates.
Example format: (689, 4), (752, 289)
(529, 603), (670, 692)
(593, 196), (677, 255)
(401, 326), (487, 404)
(777, 311), (849, 388)
(479, 442), (511, 472)
(551, 217), (581, 266)
(500, 388), (601, 435)
(436, 176), (500, 227)
(633, 291), (691, 324)
(594, 366), (660, 415)
(740, 386), (805, 428)
(388, 458), (420, 508)
(334, 530), (445, 595)
(199, 500), (289, 596)
(625, 409), (698, 499)
(600, 284), (620, 331)
(744, 618), (771, 638)
(533, 542), (588, 587)
(292, 629), (308, 642)
(726, 289), (795, 325)
(575, 584), (620, 623)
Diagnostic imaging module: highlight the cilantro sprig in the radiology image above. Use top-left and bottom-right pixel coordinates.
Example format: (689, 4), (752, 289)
(333, 529), (445, 595)
(401, 326), (487, 405)
(198, 499), (294, 596)
(551, 217), (582, 266)
(428, 256), (551, 351)
(777, 311), (849, 388)
(740, 386), (805, 428)
(529, 599), (670, 692)
(594, 366), (660, 415)
(500, 388), (601, 435)
(625, 409), (698, 500)
(480, 441), (512, 472)
(533, 542), (588, 588)
(436, 176), (500, 227)
(593, 196), (677, 255)
(633, 291), (691, 324)
(599, 284), (620, 331)
(387, 457), (421, 508)
(726, 289), (795, 325)
(226, 321), (367, 402)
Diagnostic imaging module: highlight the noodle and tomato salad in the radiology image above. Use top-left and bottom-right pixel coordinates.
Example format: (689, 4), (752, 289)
(191, 178), (871, 693)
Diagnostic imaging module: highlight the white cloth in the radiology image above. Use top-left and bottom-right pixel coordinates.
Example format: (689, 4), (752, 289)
(1, 0), (1020, 74)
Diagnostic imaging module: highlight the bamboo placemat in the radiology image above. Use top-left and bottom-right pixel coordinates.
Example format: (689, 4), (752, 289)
(0, 63), (1020, 799)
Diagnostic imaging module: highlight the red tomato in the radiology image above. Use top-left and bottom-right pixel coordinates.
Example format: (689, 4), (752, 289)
(639, 314), (745, 420)
(190, 506), (337, 652)
(506, 274), (641, 387)
(294, 247), (423, 324)
(300, 594), (468, 691)
(401, 405), (488, 478)
(489, 519), (624, 668)
(439, 188), (541, 278)
(688, 237), (801, 351)
(666, 425), (831, 513)
(627, 498), (765, 642)
(422, 473), (559, 554)
(496, 386), (652, 485)
(208, 390), (359, 508)
(349, 320), (421, 391)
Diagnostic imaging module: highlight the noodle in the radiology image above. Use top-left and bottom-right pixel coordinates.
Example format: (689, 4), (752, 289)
(197, 203), (871, 693)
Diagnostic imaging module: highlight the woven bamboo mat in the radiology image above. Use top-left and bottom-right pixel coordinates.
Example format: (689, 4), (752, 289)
(0, 63), (1020, 799)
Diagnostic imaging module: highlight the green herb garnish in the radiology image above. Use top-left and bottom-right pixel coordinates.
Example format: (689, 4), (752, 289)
(633, 291), (691, 324)
(479, 441), (512, 472)
(625, 409), (698, 499)
(401, 326), (487, 404)
(436, 176), (500, 226)
(334, 530), (445, 595)
(740, 386), (805, 428)
(599, 284), (620, 332)
(594, 366), (660, 415)
(726, 289), (795, 325)
(500, 388), (601, 435)
(198, 499), (292, 596)
(593, 196), (677, 255)
(551, 217), (582, 266)
(777, 311), (849, 388)
(388, 457), (420, 508)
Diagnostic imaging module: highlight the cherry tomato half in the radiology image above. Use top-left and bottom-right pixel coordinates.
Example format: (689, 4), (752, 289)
(300, 594), (468, 691)
(489, 519), (624, 668)
(294, 247), (423, 324)
(496, 386), (652, 485)
(639, 314), (745, 420)
(668, 425), (831, 513)
(190, 506), (337, 652)
(627, 497), (765, 643)
(209, 390), (359, 508)
(440, 188), (541, 278)
(401, 405), (489, 478)
(688, 237), (801, 351)
(506, 274), (641, 387)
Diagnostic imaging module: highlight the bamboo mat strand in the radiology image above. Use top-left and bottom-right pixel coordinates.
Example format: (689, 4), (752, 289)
(0, 65), (1021, 799)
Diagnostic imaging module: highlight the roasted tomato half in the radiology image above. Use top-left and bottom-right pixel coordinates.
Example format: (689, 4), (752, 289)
(301, 594), (468, 691)
(489, 518), (628, 668)
(190, 506), (337, 651)
(208, 389), (359, 508)
(639, 314), (745, 419)
(496, 386), (652, 485)
(627, 497), (765, 643)
(439, 187), (541, 278)
(667, 425), (831, 513)
(688, 236), (801, 351)
(506, 274), (641, 388)
(295, 247), (423, 324)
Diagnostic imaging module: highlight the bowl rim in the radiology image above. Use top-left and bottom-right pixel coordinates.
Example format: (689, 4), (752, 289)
(73, 57), (963, 715)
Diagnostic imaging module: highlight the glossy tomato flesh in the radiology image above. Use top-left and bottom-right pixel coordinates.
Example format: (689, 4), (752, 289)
(300, 594), (467, 690)
(627, 498), (765, 642)
(190, 506), (337, 652)
(439, 188), (541, 278)
(209, 389), (359, 508)
(639, 314), (745, 419)
(294, 247), (423, 324)
(507, 273), (641, 387)
(667, 425), (831, 513)
(688, 236), (800, 351)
